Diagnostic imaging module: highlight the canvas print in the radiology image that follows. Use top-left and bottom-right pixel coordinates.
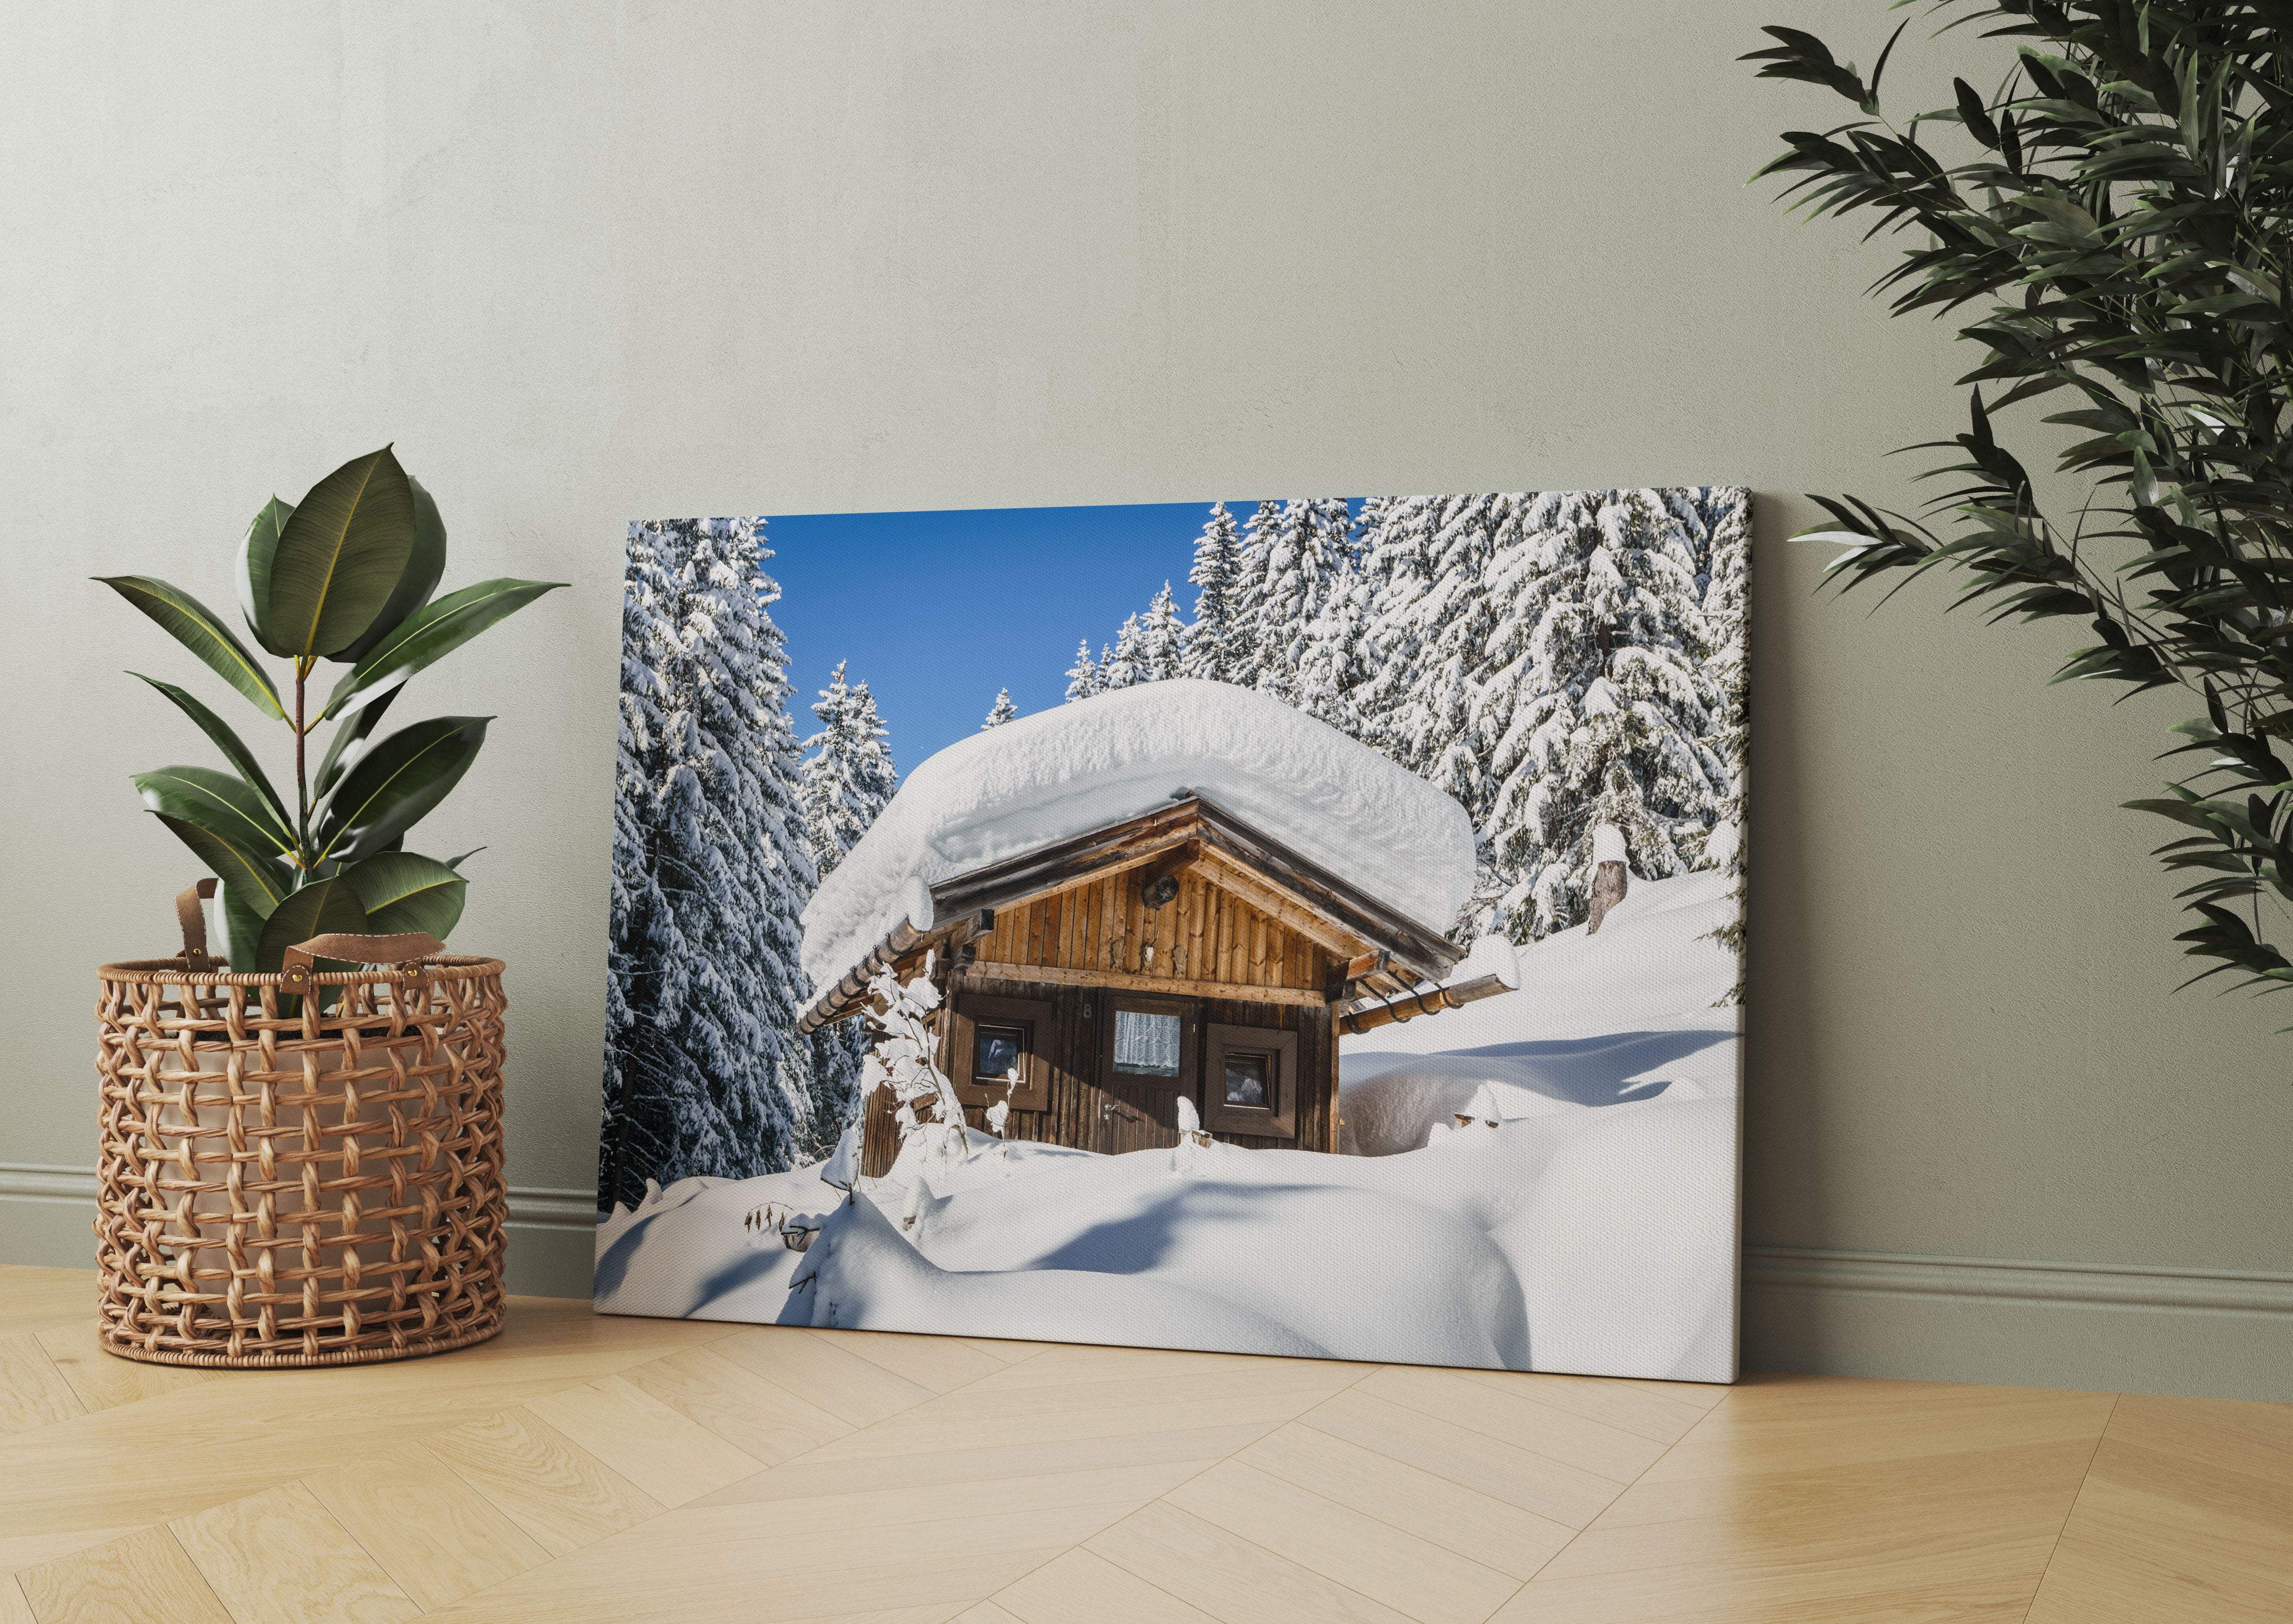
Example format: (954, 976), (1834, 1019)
(596, 491), (1748, 1382)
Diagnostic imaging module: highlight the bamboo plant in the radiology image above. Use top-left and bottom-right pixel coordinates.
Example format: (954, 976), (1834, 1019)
(1746, 3), (2293, 1006)
(101, 446), (563, 971)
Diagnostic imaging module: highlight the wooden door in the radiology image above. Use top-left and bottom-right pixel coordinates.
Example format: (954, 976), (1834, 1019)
(1090, 992), (1197, 1155)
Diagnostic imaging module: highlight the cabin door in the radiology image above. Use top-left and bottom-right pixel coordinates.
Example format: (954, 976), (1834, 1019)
(1092, 993), (1197, 1155)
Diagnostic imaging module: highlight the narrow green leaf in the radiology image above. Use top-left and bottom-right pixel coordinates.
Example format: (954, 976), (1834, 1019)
(236, 496), (295, 655)
(135, 765), (294, 857)
(334, 474), (450, 665)
(340, 850), (467, 939)
(444, 846), (485, 871)
(254, 876), (371, 977)
(269, 446), (417, 659)
(150, 814), (290, 915)
(319, 577), (566, 722)
(313, 716), (491, 863)
(96, 576), (286, 719)
(312, 684), (402, 801)
(130, 673), (290, 829)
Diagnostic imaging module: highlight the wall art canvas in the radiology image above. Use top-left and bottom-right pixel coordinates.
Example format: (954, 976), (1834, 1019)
(596, 491), (1748, 1382)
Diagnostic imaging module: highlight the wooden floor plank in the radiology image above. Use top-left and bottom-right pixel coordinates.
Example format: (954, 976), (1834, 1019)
(702, 1424), (1262, 1507)
(17, 1527), (233, 1624)
(170, 1482), (418, 1624)
(524, 1375), (768, 1506)
(711, 1327), (938, 1428)
(1446, 1369), (1714, 1446)
(1297, 1388), (1623, 1528)
(1355, 1365), (1667, 1485)
(618, 1344), (855, 1467)
(1, 1576), (30, 1624)
(0, 1335), (84, 1437)
(995, 1548), (1221, 1623)
(304, 1441), (554, 1610)
(1164, 1459), (1521, 1624)
(420, 1409), (665, 1557)
(34, 1330), (212, 1415)
(1089, 1499), (1415, 1624)
(814, 1328), (1015, 1394)
(1237, 1420), (1572, 1582)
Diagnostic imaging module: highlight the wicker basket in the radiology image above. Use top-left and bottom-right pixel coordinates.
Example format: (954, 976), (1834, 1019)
(92, 884), (509, 1368)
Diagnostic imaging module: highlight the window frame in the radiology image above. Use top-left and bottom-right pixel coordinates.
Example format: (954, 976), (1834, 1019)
(949, 992), (1054, 1111)
(1096, 992), (1198, 1100)
(1201, 1021), (1298, 1139)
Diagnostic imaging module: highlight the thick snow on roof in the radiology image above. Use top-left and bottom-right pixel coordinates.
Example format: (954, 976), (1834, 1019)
(800, 680), (1476, 990)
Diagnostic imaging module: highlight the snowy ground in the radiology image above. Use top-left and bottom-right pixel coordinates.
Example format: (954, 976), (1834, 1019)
(596, 869), (1740, 1383)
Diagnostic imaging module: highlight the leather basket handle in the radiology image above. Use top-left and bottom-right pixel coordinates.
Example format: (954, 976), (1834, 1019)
(280, 931), (447, 988)
(175, 880), (219, 972)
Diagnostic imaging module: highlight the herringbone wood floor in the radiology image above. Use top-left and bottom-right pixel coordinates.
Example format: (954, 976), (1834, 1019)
(1, 1265), (2286, 1623)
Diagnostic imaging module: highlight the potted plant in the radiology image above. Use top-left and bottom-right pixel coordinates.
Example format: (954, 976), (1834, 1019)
(100, 446), (562, 966)
(89, 447), (563, 1368)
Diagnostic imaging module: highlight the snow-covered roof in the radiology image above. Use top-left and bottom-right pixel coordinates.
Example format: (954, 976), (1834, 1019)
(800, 680), (1477, 990)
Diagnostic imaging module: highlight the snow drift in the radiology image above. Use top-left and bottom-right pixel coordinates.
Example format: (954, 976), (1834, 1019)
(600, 868), (1740, 1383)
(799, 679), (1477, 989)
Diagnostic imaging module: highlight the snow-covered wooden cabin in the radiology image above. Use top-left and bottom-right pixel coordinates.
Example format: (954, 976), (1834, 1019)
(794, 681), (1518, 1175)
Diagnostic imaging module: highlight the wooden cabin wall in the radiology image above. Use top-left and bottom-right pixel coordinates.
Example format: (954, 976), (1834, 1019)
(956, 973), (1342, 1156)
(974, 869), (1331, 996)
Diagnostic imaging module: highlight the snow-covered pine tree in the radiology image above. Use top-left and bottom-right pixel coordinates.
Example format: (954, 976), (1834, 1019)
(1693, 486), (1750, 1001)
(1479, 490), (1729, 941)
(801, 662), (898, 881)
(1227, 498), (1360, 712)
(1100, 613), (1145, 690)
(1352, 494), (1522, 826)
(1181, 501), (1242, 681)
(600, 518), (821, 1211)
(1134, 583), (1185, 684)
(799, 660), (901, 1151)
(1222, 501), (1285, 693)
(1063, 639), (1103, 701)
(601, 522), (680, 1210)
(982, 688), (1018, 728)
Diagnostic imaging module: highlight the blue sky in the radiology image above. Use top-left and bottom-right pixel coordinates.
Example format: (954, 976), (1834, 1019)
(765, 501), (1258, 771)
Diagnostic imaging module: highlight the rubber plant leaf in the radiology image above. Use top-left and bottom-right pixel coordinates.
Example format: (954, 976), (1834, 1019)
(340, 850), (467, 939)
(267, 446), (417, 659)
(95, 576), (286, 720)
(312, 684), (401, 801)
(334, 474), (449, 664)
(135, 765), (295, 858)
(313, 715), (491, 864)
(320, 577), (566, 722)
(150, 814), (290, 918)
(217, 881), (268, 971)
(131, 673), (291, 830)
(235, 495), (295, 655)
(254, 875), (371, 978)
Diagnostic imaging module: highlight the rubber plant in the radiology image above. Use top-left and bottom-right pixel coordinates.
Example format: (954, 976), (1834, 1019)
(1746, 3), (2293, 1006)
(100, 447), (564, 971)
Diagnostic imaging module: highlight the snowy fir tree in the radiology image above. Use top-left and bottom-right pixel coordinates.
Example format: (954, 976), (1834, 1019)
(601, 518), (822, 1211)
(798, 660), (901, 1149)
(1227, 499), (1361, 714)
(1100, 614), (1145, 690)
(1134, 583), (1185, 684)
(1476, 489), (1730, 941)
(1181, 502), (1242, 681)
(801, 661), (899, 882)
(982, 688), (1018, 729)
(1063, 639), (1103, 701)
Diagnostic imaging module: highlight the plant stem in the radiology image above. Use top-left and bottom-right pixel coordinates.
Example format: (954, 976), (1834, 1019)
(294, 658), (310, 865)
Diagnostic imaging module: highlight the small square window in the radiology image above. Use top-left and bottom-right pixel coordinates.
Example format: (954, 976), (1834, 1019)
(1223, 1053), (1270, 1107)
(975, 1025), (1024, 1081)
(1113, 1009), (1183, 1077)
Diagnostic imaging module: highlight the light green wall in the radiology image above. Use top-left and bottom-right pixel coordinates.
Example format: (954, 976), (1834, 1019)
(4, 2), (2285, 1399)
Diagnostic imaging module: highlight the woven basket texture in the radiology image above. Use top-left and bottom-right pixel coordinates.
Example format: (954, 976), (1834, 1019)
(92, 956), (508, 1367)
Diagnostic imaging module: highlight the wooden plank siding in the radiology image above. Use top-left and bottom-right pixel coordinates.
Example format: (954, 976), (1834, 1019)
(941, 871), (1343, 1157)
